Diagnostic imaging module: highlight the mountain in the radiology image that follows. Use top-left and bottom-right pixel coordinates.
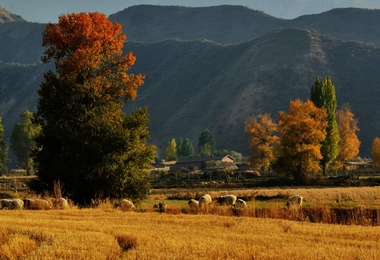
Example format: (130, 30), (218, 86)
(0, 7), (25, 23)
(109, 5), (380, 47)
(1, 5), (380, 163)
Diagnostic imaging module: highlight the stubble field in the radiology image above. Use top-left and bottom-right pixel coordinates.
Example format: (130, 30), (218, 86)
(1, 186), (380, 259)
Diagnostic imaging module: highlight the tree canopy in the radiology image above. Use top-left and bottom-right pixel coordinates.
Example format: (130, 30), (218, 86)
(165, 138), (178, 161)
(177, 138), (194, 158)
(32, 12), (156, 206)
(277, 99), (327, 184)
(198, 129), (216, 156)
(310, 76), (340, 175)
(245, 113), (279, 172)
(10, 110), (41, 175)
(335, 104), (361, 169)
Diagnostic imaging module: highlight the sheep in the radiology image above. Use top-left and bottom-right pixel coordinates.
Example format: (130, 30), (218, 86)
(286, 195), (303, 208)
(217, 195), (237, 206)
(153, 202), (168, 213)
(234, 198), (248, 209)
(0, 199), (24, 209)
(23, 198), (52, 210)
(118, 199), (136, 211)
(198, 194), (212, 208)
(188, 199), (199, 208)
(53, 197), (69, 209)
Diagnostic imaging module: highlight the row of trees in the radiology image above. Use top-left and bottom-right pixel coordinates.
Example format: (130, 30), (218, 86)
(164, 129), (244, 162)
(245, 77), (361, 184)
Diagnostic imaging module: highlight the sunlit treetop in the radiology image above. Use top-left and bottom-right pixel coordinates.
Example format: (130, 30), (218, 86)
(41, 12), (143, 102)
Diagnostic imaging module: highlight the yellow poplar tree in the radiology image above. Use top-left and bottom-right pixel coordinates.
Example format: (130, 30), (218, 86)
(371, 137), (380, 168)
(277, 99), (327, 184)
(334, 104), (360, 170)
(245, 113), (279, 172)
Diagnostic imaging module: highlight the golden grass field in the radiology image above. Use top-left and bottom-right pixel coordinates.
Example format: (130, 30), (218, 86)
(1, 186), (380, 259)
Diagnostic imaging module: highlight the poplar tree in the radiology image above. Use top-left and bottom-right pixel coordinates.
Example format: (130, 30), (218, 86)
(310, 76), (340, 175)
(245, 113), (279, 172)
(177, 138), (194, 158)
(32, 12), (156, 206)
(165, 138), (178, 161)
(372, 137), (380, 168)
(277, 100), (327, 184)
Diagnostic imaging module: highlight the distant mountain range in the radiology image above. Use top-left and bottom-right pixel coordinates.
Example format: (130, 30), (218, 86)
(1, 5), (380, 165)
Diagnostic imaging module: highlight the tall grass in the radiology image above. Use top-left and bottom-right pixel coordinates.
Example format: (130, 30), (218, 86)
(1, 208), (380, 259)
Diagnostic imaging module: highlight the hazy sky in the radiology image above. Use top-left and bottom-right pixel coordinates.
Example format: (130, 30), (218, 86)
(1, 0), (380, 23)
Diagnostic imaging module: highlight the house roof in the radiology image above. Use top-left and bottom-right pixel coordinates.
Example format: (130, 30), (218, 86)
(175, 155), (234, 164)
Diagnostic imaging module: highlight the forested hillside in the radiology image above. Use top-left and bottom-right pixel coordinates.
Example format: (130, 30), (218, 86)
(0, 5), (380, 161)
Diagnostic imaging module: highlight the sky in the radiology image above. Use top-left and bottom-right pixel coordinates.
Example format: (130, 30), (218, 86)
(1, 0), (380, 24)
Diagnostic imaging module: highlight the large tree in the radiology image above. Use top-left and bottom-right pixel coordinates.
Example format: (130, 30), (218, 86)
(10, 110), (41, 175)
(277, 99), (327, 184)
(0, 117), (9, 173)
(32, 12), (156, 206)
(310, 76), (340, 175)
(245, 113), (279, 172)
(334, 104), (360, 170)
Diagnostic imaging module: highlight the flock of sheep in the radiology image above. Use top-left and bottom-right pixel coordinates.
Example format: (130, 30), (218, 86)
(187, 194), (249, 210)
(1, 195), (304, 212)
(116, 194), (305, 213)
(0, 197), (69, 210)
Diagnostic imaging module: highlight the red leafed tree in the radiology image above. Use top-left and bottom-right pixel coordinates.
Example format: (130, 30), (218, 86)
(32, 12), (156, 206)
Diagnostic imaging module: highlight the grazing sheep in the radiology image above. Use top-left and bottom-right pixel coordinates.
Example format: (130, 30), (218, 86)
(1, 199), (24, 209)
(198, 194), (212, 208)
(23, 198), (52, 210)
(153, 202), (168, 213)
(217, 195), (237, 206)
(188, 199), (199, 208)
(118, 199), (136, 211)
(53, 198), (69, 209)
(234, 199), (248, 209)
(286, 195), (303, 208)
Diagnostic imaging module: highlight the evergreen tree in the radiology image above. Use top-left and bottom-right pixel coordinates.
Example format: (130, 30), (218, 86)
(310, 76), (340, 175)
(32, 13), (156, 206)
(0, 117), (10, 172)
(198, 129), (216, 155)
(10, 110), (41, 175)
(177, 138), (194, 158)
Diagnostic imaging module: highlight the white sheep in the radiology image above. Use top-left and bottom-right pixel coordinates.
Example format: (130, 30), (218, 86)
(234, 198), (248, 209)
(188, 199), (199, 208)
(53, 197), (69, 209)
(118, 199), (136, 211)
(217, 195), (237, 206)
(286, 195), (303, 208)
(198, 194), (212, 208)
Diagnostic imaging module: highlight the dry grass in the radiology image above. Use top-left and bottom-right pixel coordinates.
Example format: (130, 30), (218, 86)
(1, 208), (380, 259)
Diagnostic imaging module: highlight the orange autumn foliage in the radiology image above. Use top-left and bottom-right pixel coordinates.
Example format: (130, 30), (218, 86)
(336, 104), (361, 164)
(278, 99), (327, 182)
(42, 12), (143, 102)
(245, 114), (279, 171)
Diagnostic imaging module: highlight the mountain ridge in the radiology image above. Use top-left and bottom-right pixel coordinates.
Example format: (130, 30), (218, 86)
(0, 6), (380, 162)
